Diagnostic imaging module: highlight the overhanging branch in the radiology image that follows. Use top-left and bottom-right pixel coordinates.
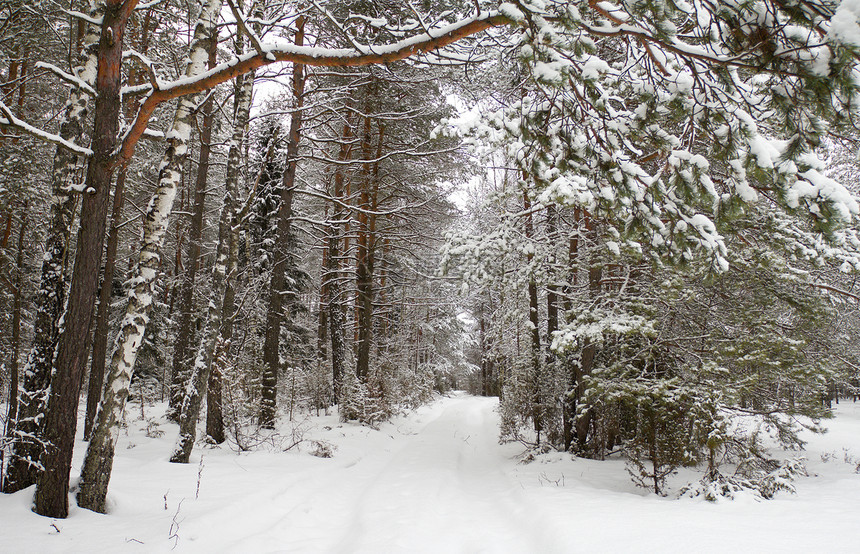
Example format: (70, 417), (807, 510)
(115, 12), (513, 166)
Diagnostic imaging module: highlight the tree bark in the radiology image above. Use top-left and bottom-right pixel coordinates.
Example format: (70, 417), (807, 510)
(574, 213), (601, 447)
(327, 112), (355, 403)
(354, 115), (384, 382)
(33, 0), (132, 518)
(170, 37), (217, 423)
(3, 207), (27, 440)
(76, 0), (221, 513)
(522, 189), (543, 439)
(260, 18), (305, 428)
(84, 166), (127, 440)
(2, 1), (98, 495)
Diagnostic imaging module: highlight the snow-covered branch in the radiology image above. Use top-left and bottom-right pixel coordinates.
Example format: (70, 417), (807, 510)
(34, 62), (97, 96)
(115, 11), (512, 164)
(0, 101), (93, 157)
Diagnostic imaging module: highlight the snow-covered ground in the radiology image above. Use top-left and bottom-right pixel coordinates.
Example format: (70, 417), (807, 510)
(2, 393), (859, 553)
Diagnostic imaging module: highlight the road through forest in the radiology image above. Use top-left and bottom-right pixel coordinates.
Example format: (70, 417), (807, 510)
(3, 393), (860, 553)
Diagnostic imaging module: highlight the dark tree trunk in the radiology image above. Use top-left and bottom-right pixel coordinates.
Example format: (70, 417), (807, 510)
(34, 0), (130, 518)
(259, 18), (305, 429)
(546, 205), (559, 339)
(479, 303), (491, 397)
(316, 227), (329, 368)
(562, 209), (581, 451)
(575, 214), (602, 448)
(327, 112), (355, 403)
(84, 166), (127, 440)
(522, 189), (543, 438)
(354, 117), (383, 382)
(4, 207), (27, 438)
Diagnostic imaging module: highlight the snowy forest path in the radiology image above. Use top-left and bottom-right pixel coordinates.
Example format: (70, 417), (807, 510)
(328, 393), (555, 553)
(211, 393), (557, 553)
(5, 396), (860, 552)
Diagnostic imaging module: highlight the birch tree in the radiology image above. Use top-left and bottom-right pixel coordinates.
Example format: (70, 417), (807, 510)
(76, 0), (222, 513)
(2, 0), (98, 494)
(170, 24), (257, 462)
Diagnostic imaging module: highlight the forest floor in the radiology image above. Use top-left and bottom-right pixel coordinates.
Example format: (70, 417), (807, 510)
(2, 392), (860, 553)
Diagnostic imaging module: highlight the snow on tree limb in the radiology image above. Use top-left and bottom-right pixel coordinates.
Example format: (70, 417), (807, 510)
(0, 100), (94, 156)
(115, 12), (513, 165)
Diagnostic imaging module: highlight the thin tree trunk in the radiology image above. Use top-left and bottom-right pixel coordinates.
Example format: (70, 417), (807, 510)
(575, 213), (601, 447)
(317, 217), (329, 368)
(4, 207), (27, 437)
(260, 18), (305, 428)
(522, 189), (543, 439)
(170, 37), (217, 423)
(327, 112), (355, 403)
(2, 2), (97, 496)
(76, 0), (221, 513)
(562, 209), (581, 451)
(84, 167), (127, 440)
(171, 57), (254, 464)
(354, 116), (384, 382)
(33, 0), (129, 518)
(546, 205), (559, 340)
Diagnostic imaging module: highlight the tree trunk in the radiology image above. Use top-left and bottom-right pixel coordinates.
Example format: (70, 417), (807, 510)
(354, 116), (384, 382)
(327, 112), (355, 403)
(170, 36), (217, 423)
(562, 209), (581, 451)
(171, 56), (254, 464)
(575, 213), (601, 448)
(76, 0), (221, 513)
(546, 205), (559, 340)
(84, 167), (127, 440)
(317, 220), (329, 368)
(522, 189), (543, 439)
(2, 2), (98, 495)
(260, 18), (305, 428)
(33, 0), (130, 518)
(3, 207), (27, 440)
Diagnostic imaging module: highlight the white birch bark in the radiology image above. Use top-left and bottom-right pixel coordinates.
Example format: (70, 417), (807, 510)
(76, 0), (223, 513)
(171, 68), (254, 463)
(2, 0), (100, 494)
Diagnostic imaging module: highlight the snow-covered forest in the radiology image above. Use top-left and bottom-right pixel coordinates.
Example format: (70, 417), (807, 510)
(2, 0), (860, 550)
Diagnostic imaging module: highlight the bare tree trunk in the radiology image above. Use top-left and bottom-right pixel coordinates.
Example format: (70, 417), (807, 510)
(260, 18), (305, 428)
(522, 189), (543, 440)
(546, 205), (559, 340)
(327, 112), (355, 403)
(33, 0), (130, 518)
(170, 38), (217, 423)
(317, 219), (329, 367)
(2, 1), (97, 495)
(575, 213), (601, 448)
(84, 167), (127, 439)
(76, 0), (222, 513)
(354, 115), (383, 382)
(3, 207), (27, 438)
(562, 210), (581, 452)
(171, 57), (254, 464)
